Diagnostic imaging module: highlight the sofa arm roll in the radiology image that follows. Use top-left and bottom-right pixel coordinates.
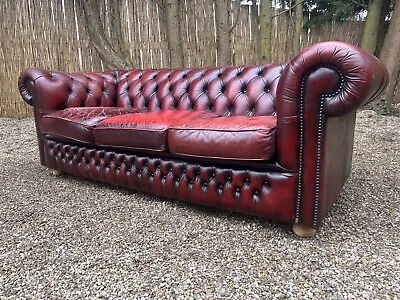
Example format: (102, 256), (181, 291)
(277, 41), (388, 117)
(18, 67), (120, 110)
(275, 42), (388, 171)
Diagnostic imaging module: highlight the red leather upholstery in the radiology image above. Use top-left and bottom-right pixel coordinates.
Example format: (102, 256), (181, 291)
(276, 41), (389, 228)
(19, 65), (284, 117)
(276, 41), (389, 170)
(117, 65), (284, 116)
(41, 107), (139, 144)
(18, 41), (389, 233)
(169, 116), (277, 160)
(94, 110), (219, 151)
(43, 139), (297, 223)
(18, 68), (126, 109)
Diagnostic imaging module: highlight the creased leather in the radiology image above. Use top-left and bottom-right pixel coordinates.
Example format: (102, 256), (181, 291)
(41, 107), (140, 144)
(94, 110), (219, 151)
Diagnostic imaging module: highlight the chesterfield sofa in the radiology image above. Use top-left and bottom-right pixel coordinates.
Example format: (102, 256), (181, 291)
(18, 42), (388, 237)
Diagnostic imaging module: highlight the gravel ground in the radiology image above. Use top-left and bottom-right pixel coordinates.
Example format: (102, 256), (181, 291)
(0, 110), (399, 299)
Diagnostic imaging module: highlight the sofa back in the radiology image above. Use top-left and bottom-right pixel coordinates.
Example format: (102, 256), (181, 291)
(116, 65), (284, 116)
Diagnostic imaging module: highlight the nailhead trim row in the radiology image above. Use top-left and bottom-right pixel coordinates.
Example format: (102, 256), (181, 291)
(313, 99), (324, 227)
(295, 78), (305, 224)
(295, 66), (344, 226)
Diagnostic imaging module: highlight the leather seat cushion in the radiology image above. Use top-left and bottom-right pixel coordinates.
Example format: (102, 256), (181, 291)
(94, 110), (219, 151)
(168, 116), (277, 160)
(41, 107), (139, 144)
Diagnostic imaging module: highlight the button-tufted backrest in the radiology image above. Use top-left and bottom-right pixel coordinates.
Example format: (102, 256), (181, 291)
(116, 65), (284, 116)
(19, 68), (125, 109)
(65, 71), (121, 107)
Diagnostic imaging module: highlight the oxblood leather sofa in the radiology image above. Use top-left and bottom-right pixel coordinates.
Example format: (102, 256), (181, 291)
(18, 42), (388, 237)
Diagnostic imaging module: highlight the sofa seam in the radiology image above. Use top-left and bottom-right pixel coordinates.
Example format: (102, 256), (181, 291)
(168, 127), (276, 133)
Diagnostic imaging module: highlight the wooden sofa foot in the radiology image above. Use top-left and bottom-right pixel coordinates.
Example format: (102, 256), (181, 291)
(293, 224), (317, 238)
(51, 169), (63, 176)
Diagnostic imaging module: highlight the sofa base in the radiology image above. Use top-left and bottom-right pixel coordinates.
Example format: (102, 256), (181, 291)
(49, 164), (316, 237)
(42, 138), (299, 227)
(48, 161), (319, 237)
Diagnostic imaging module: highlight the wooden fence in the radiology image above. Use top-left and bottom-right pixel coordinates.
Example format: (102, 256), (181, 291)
(0, 0), (364, 117)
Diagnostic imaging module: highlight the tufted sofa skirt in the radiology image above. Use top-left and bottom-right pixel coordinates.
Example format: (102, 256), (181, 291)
(43, 139), (297, 223)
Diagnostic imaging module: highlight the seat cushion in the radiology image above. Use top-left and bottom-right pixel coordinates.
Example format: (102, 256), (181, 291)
(41, 107), (139, 144)
(94, 110), (219, 151)
(168, 116), (277, 160)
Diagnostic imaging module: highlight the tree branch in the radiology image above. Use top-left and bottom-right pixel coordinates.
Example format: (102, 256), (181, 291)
(80, 0), (129, 69)
(156, 0), (165, 12)
(272, 0), (307, 18)
(230, 0), (241, 33)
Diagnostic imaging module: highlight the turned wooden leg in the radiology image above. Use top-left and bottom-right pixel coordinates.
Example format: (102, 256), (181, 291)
(51, 169), (63, 176)
(293, 224), (317, 238)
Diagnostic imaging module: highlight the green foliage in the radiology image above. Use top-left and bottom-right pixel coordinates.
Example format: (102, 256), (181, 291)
(303, 0), (367, 28)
